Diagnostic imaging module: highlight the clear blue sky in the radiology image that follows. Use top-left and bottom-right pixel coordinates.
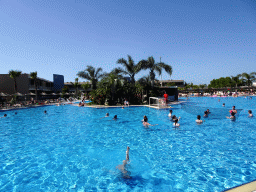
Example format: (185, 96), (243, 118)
(0, 0), (255, 84)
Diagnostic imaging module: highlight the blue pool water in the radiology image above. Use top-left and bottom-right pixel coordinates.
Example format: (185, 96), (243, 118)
(0, 97), (256, 191)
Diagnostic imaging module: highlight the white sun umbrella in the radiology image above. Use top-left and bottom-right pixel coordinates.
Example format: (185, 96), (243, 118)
(13, 92), (24, 96)
(0, 92), (9, 97)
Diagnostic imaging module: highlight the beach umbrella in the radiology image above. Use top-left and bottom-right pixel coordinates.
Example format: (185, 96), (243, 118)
(28, 92), (36, 96)
(41, 92), (47, 95)
(13, 92), (24, 96)
(51, 93), (56, 95)
(0, 92), (9, 96)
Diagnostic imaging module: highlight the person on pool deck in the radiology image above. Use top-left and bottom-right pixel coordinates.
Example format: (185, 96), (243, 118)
(113, 115), (117, 120)
(223, 103), (225, 107)
(226, 111), (236, 120)
(196, 115), (203, 124)
(116, 146), (130, 178)
(124, 99), (129, 107)
(163, 91), (168, 105)
(248, 110), (253, 117)
(168, 110), (173, 117)
(173, 117), (180, 127)
(203, 111), (208, 117)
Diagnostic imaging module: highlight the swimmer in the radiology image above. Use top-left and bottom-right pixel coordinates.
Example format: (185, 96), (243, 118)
(122, 106), (124, 109)
(231, 106), (237, 114)
(196, 115), (203, 124)
(203, 111), (208, 117)
(15, 112), (17, 115)
(168, 110), (173, 117)
(223, 103), (225, 107)
(116, 146), (130, 178)
(113, 115), (117, 120)
(142, 116), (157, 126)
(248, 110), (253, 117)
(206, 109), (211, 114)
(171, 115), (178, 121)
(0, 114), (7, 118)
(226, 111), (236, 120)
(173, 117), (181, 127)
(44, 110), (47, 114)
(100, 113), (109, 119)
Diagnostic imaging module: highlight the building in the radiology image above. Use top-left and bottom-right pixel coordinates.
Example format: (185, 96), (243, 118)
(0, 73), (64, 97)
(157, 80), (185, 87)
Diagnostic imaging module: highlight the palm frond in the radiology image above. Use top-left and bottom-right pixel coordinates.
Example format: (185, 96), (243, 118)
(158, 63), (173, 75)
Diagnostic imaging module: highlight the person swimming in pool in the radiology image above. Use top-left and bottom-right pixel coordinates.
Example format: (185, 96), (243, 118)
(206, 109), (211, 114)
(203, 111), (208, 117)
(0, 114), (7, 118)
(113, 115), (117, 120)
(226, 111), (236, 120)
(171, 115), (178, 121)
(231, 106), (237, 114)
(223, 103), (225, 107)
(116, 146), (131, 178)
(142, 116), (157, 126)
(248, 110), (253, 117)
(196, 115), (203, 124)
(168, 110), (173, 117)
(173, 117), (181, 127)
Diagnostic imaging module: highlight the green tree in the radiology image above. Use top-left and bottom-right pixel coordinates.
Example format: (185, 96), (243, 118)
(30, 71), (38, 100)
(241, 72), (256, 86)
(9, 70), (22, 93)
(70, 78), (79, 96)
(116, 55), (141, 84)
(231, 74), (242, 87)
(138, 56), (172, 88)
(77, 66), (104, 89)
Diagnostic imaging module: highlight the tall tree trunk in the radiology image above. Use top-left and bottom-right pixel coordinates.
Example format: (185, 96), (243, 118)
(150, 71), (155, 88)
(14, 79), (17, 93)
(35, 80), (38, 101)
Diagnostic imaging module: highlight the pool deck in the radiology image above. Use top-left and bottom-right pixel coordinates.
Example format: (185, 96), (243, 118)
(224, 180), (256, 192)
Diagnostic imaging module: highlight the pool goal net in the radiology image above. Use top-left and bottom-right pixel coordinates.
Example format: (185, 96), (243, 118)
(149, 97), (168, 109)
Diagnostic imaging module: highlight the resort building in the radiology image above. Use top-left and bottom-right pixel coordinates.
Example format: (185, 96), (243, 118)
(0, 73), (64, 95)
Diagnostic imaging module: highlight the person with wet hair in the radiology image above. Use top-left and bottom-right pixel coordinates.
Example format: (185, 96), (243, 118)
(0, 114), (7, 118)
(196, 115), (203, 124)
(168, 110), (173, 117)
(173, 117), (181, 127)
(113, 115), (117, 120)
(226, 111), (236, 120)
(248, 110), (253, 117)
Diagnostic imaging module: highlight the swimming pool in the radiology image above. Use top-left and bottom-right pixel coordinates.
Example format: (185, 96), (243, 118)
(0, 97), (256, 191)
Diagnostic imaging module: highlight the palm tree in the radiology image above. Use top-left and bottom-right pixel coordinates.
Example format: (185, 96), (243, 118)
(241, 72), (256, 86)
(9, 70), (22, 93)
(137, 75), (151, 99)
(231, 74), (242, 87)
(77, 66), (104, 89)
(30, 71), (38, 100)
(116, 55), (141, 84)
(138, 56), (172, 88)
(70, 78), (79, 96)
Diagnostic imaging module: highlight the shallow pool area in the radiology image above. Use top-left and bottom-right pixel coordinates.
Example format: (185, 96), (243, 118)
(1, 97), (256, 191)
